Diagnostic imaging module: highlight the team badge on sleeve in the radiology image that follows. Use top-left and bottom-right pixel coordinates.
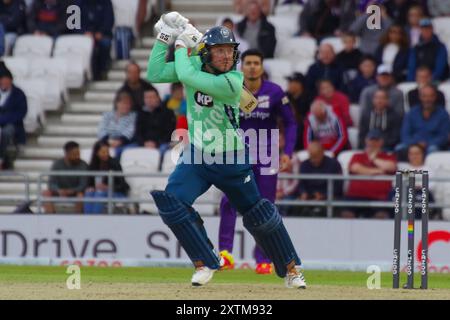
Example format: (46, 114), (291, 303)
(282, 96), (290, 105)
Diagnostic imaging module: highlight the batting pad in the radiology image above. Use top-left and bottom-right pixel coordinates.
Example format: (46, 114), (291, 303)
(150, 191), (220, 269)
(243, 199), (301, 277)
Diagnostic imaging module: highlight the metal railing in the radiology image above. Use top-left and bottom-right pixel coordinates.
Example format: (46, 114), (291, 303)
(1, 170), (450, 217)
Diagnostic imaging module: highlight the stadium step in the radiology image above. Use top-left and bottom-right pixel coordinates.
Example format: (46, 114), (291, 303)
(14, 159), (53, 172)
(130, 49), (150, 60)
(89, 81), (123, 92)
(21, 147), (63, 159)
(84, 91), (116, 103)
(61, 114), (102, 125)
(0, 182), (39, 194)
(69, 102), (112, 113)
(142, 37), (156, 49)
(176, 12), (226, 26)
(0, 206), (39, 214)
(37, 136), (97, 148)
(172, 0), (232, 13)
(108, 70), (147, 81)
(44, 124), (98, 136)
(113, 59), (148, 70)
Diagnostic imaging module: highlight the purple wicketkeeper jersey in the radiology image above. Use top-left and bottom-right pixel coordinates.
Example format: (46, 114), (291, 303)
(239, 80), (297, 158)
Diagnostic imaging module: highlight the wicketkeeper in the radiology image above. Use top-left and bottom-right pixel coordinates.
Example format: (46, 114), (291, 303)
(147, 11), (306, 289)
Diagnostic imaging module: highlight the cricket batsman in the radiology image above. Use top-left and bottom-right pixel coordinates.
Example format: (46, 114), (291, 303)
(147, 11), (306, 289)
(218, 49), (298, 274)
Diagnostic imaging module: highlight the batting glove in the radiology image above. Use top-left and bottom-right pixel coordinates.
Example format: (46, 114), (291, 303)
(154, 12), (188, 45)
(175, 24), (203, 49)
(162, 11), (189, 32)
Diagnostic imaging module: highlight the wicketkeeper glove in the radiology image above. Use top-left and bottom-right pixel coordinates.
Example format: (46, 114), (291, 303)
(175, 24), (203, 49)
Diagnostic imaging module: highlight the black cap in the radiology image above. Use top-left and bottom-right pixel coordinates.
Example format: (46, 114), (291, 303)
(366, 128), (383, 140)
(285, 72), (306, 84)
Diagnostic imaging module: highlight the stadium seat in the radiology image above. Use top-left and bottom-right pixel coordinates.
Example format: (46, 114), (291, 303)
(425, 152), (450, 217)
(54, 35), (94, 88)
(431, 17), (450, 44)
(153, 82), (172, 99)
(320, 37), (344, 54)
(337, 150), (360, 175)
(268, 16), (299, 41)
(14, 79), (46, 133)
(337, 150), (361, 193)
(276, 37), (317, 63)
(214, 14), (243, 26)
(28, 57), (68, 111)
(13, 35), (53, 58)
(397, 82), (417, 112)
(2, 57), (29, 81)
(347, 127), (359, 149)
(293, 59), (314, 74)
(274, 4), (303, 17)
(161, 145), (182, 174)
(120, 148), (161, 212)
(193, 186), (221, 216)
(111, 0), (140, 35)
(438, 83), (450, 113)
(264, 59), (292, 79)
(349, 104), (361, 127)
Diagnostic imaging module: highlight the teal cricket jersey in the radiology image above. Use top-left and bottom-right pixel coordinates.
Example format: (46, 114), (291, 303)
(147, 41), (245, 153)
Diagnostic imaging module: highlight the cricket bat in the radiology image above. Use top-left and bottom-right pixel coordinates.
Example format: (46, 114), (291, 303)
(239, 85), (258, 114)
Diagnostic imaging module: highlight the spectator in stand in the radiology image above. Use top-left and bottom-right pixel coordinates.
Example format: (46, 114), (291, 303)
(303, 100), (348, 156)
(349, 2), (392, 55)
(118, 61), (155, 112)
(135, 88), (176, 155)
(407, 18), (449, 82)
(347, 55), (377, 103)
(407, 66), (445, 109)
(299, 0), (357, 37)
(28, 0), (67, 37)
(396, 84), (450, 156)
(306, 43), (344, 96)
(222, 17), (249, 65)
(79, 0), (115, 80)
(393, 144), (441, 219)
(84, 140), (129, 214)
(427, 0), (450, 17)
(236, 0), (276, 58)
(315, 79), (352, 127)
(296, 141), (343, 217)
(163, 82), (186, 118)
(0, 65), (27, 170)
(384, 0), (418, 26)
(405, 5), (424, 47)
(0, 0), (26, 55)
(358, 89), (402, 150)
(42, 141), (88, 214)
(360, 64), (404, 117)
(233, 0), (272, 16)
(336, 32), (363, 87)
(298, 0), (341, 40)
(285, 72), (313, 151)
(342, 129), (397, 219)
(374, 24), (410, 83)
(98, 91), (137, 159)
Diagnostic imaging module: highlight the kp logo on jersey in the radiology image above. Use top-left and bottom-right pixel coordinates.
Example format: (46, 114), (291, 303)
(195, 91), (214, 107)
